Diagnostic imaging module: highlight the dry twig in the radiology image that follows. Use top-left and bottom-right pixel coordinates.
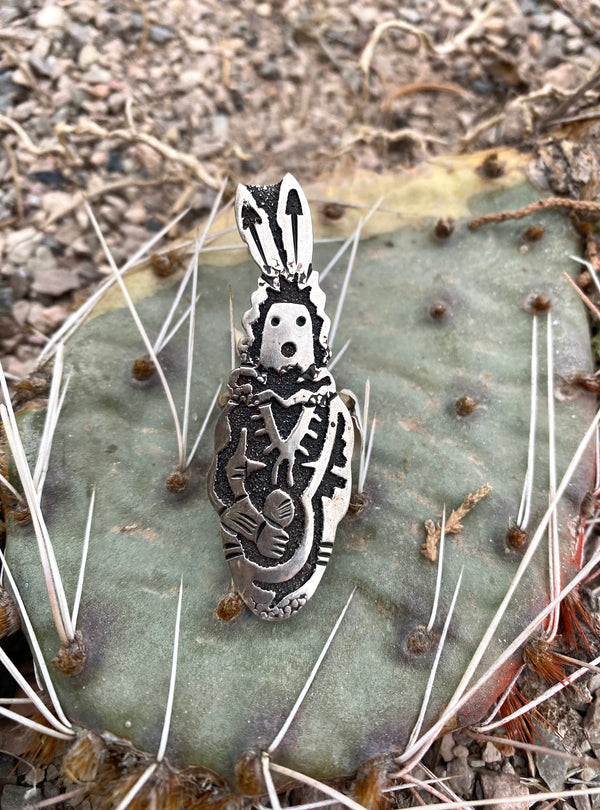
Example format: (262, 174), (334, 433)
(382, 81), (468, 109)
(586, 231), (600, 274)
(132, 0), (151, 60)
(459, 84), (570, 148)
(4, 142), (23, 221)
(459, 113), (506, 147)
(360, 2), (503, 85)
(562, 271), (600, 320)
(333, 125), (446, 160)
(468, 197), (600, 229)
(360, 20), (435, 81)
(55, 120), (221, 189)
(422, 484), (492, 562)
(0, 113), (66, 158)
(540, 63), (600, 130)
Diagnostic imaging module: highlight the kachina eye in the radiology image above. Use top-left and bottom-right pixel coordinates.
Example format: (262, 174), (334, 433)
(296, 315), (306, 326)
(271, 316), (280, 326)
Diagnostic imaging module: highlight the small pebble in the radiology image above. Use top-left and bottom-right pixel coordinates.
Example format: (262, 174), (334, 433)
(35, 5), (67, 29)
(447, 754), (474, 796)
(179, 70), (204, 89)
(0, 287), (14, 316)
(479, 770), (529, 810)
(482, 741), (502, 763)
(585, 694), (600, 756)
(149, 25), (174, 43)
(32, 268), (80, 297)
(535, 730), (568, 792)
(550, 9), (572, 32)
(9, 268), (30, 300)
(258, 61), (281, 80)
(28, 54), (54, 78)
(22, 765), (45, 786)
(27, 302), (68, 333)
(78, 44), (100, 68)
(439, 732), (455, 762)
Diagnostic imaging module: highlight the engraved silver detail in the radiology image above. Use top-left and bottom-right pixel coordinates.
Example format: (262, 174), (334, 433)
(208, 174), (354, 620)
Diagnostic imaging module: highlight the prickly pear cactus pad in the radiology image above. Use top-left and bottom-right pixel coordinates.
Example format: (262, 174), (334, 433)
(5, 152), (596, 782)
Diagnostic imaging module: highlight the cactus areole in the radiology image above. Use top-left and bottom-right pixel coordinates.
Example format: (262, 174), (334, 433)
(208, 175), (354, 620)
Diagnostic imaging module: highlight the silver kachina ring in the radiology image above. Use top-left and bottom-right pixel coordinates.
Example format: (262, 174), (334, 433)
(208, 175), (354, 620)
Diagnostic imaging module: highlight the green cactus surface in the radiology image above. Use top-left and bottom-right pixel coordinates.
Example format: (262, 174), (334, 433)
(5, 151), (596, 783)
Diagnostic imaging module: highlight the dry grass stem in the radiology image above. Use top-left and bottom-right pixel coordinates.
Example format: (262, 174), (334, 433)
(359, 20), (436, 78)
(541, 63), (600, 128)
(383, 81), (468, 108)
(0, 112), (65, 157)
(336, 126), (446, 159)
(422, 484), (492, 561)
(563, 270), (600, 319)
(132, 0), (150, 59)
(27, 787), (87, 809)
(467, 730), (598, 768)
(468, 198), (600, 229)
(458, 113), (507, 148)
(360, 3), (502, 85)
